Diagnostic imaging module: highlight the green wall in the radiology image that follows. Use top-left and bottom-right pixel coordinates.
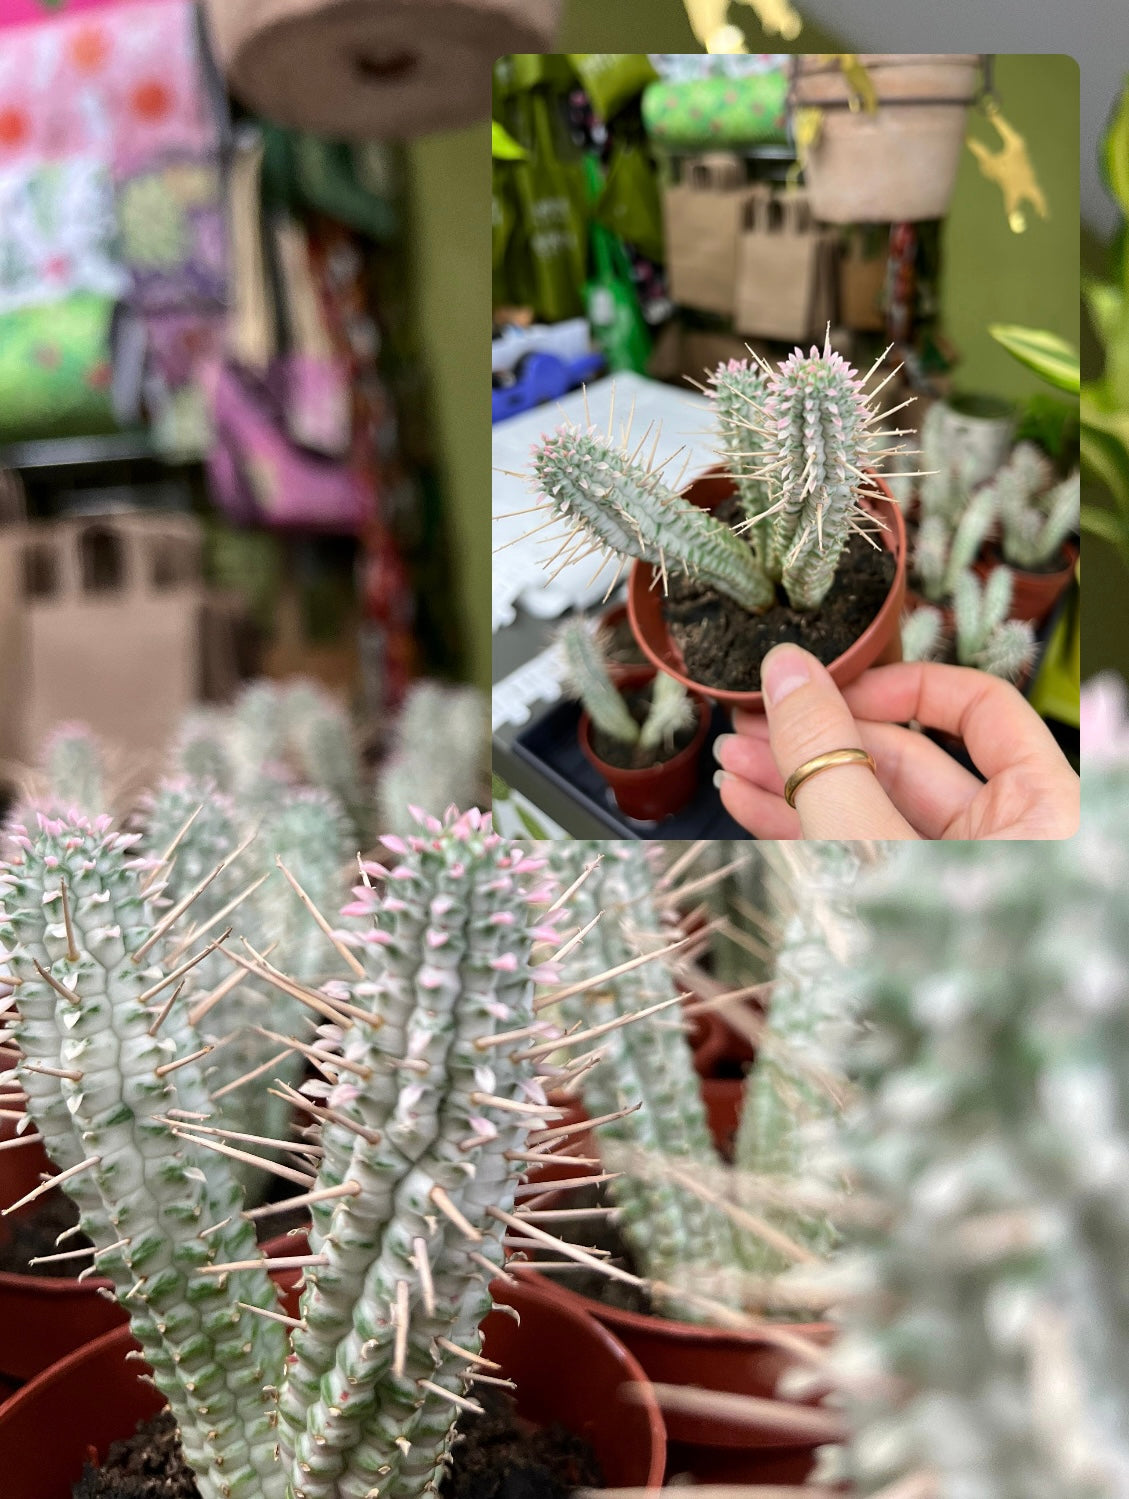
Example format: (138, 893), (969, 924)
(403, 12), (1080, 691)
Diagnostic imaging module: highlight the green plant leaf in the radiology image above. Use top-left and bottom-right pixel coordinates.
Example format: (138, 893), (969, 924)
(1081, 503), (1129, 561)
(1081, 425), (1129, 522)
(513, 803), (551, 840)
(491, 121), (527, 161)
(1101, 77), (1129, 222)
(988, 324), (1081, 394)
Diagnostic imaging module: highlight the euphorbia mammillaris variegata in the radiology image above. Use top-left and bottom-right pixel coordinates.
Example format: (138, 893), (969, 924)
(525, 333), (902, 614)
(0, 808), (632, 1499)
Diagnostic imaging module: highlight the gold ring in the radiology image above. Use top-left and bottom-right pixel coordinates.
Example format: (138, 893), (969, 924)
(784, 748), (877, 809)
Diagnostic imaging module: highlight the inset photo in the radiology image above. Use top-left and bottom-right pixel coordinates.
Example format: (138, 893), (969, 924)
(492, 51), (1081, 840)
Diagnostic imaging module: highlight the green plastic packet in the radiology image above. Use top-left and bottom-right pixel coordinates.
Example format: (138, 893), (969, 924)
(504, 88), (588, 323)
(584, 156), (651, 374)
(568, 53), (659, 122)
(595, 137), (664, 264)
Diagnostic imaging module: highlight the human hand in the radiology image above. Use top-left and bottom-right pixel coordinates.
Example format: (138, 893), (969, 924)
(713, 644), (1080, 841)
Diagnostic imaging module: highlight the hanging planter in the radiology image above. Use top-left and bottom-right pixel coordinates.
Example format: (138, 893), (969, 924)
(790, 54), (986, 224)
(203, 0), (563, 140)
(0, 1276), (666, 1499)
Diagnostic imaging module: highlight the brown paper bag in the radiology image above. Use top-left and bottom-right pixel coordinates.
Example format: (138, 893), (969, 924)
(0, 513), (204, 772)
(662, 154), (757, 316)
(838, 229), (889, 332)
(734, 189), (837, 343)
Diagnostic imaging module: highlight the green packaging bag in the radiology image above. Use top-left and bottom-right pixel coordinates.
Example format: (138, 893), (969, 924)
(568, 53), (659, 122)
(504, 88), (587, 323)
(585, 158), (650, 374)
(642, 71), (790, 150)
(595, 138), (664, 264)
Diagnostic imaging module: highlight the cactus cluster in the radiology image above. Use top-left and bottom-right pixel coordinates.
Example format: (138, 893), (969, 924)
(524, 332), (903, 617)
(821, 722), (1129, 1497)
(375, 681), (488, 837)
(985, 442), (1080, 571)
(902, 569), (1036, 683)
(556, 618), (693, 761)
(0, 806), (647, 1499)
(915, 484), (999, 605)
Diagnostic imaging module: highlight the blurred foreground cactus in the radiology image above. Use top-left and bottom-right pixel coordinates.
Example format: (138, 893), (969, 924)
(0, 807), (642, 1499)
(817, 700), (1129, 1497)
(376, 681), (488, 836)
(525, 333), (905, 616)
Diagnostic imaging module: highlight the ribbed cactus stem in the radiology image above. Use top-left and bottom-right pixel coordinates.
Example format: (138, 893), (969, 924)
(637, 671), (694, 754)
(545, 843), (738, 1312)
(557, 619), (640, 745)
(532, 420), (775, 612)
(377, 682), (488, 837)
(900, 606), (944, 664)
(756, 335), (888, 609)
(282, 680), (366, 841)
(733, 844), (863, 1277)
(1001, 467), (1080, 570)
(943, 485), (999, 597)
(275, 811), (565, 1498)
(709, 357), (774, 557)
(42, 723), (107, 816)
(914, 512), (952, 603)
(0, 815), (288, 1499)
(830, 769), (1129, 1497)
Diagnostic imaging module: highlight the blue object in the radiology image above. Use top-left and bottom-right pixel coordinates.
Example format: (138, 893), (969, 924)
(492, 350), (606, 424)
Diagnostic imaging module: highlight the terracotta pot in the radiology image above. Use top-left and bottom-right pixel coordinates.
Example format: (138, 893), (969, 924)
(791, 54), (982, 223)
(701, 1078), (745, 1159)
(691, 1009), (758, 1081)
(973, 540), (1079, 626)
(627, 471), (906, 713)
(0, 1067), (124, 1384)
(598, 601), (649, 681)
(0, 1279), (665, 1499)
(578, 667), (711, 822)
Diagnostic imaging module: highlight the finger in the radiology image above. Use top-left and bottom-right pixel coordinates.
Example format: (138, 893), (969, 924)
(760, 644), (920, 840)
(715, 768), (803, 839)
(840, 662), (1071, 780)
(716, 716), (982, 840)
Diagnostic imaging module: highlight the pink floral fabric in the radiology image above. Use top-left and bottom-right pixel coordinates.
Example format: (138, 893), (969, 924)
(0, 0), (213, 176)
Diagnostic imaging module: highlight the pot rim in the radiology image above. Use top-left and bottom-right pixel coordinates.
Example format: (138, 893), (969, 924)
(626, 469), (906, 711)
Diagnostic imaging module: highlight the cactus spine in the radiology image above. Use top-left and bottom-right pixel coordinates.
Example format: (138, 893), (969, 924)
(556, 619), (693, 757)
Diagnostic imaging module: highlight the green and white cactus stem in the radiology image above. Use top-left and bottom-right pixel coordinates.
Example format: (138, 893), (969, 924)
(994, 454), (1080, 571)
(282, 681), (367, 844)
(556, 619), (693, 760)
(952, 568), (1035, 683)
(821, 729), (1129, 1498)
(543, 842), (740, 1314)
(915, 484), (999, 605)
(376, 682), (488, 838)
(731, 844), (866, 1280)
(899, 606), (945, 666)
(0, 807), (650, 1499)
(524, 333), (906, 618)
(172, 709), (238, 794)
(41, 722), (108, 818)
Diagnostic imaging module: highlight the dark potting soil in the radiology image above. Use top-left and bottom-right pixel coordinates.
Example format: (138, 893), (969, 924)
(73, 1411), (201, 1499)
(662, 508), (896, 693)
(441, 1388), (603, 1499)
(71, 1394), (602, 1499)
(604, 617), (648, 668)
(589, 688), (697, 771)
(0, 1186), (90, 1279)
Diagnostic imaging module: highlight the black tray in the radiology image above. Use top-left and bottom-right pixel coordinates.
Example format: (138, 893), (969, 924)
(512, 698), (750, 839)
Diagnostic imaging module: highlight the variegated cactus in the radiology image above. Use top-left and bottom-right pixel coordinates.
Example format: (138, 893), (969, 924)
(952, 568), (1035, 682)
(376, 681), (488, 837)
(556, 618), (693, 759)
(524, 333), (904, 618)
(0, 807), (640, 1499)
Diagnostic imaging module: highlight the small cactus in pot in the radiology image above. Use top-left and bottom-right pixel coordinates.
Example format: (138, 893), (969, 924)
(515, 332), (908, 704)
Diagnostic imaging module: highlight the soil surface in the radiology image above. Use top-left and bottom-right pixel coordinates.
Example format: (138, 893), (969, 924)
(604, 617), (648, 668)
(589, 688), (697, 771)
(662, 502), (896, 693)
(0, 1188), (89, 1279)
(71, 1394), (602, 1499)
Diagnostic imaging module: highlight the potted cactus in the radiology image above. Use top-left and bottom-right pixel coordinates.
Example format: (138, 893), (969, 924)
(902, 566), (1036, 686)
(0, 808), (666, 1495)
(524, 336), (907, 713)
(557, 618), (709, 821)
(972, 442), (1081, 623)
(518, 841), (863, 1485)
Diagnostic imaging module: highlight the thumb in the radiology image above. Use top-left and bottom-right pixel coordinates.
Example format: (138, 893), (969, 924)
(760, 644), (919, 840)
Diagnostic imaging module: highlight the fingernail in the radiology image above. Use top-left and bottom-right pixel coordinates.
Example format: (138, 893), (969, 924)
(712, 734), (735, 766)
(712, 769), (730, 791)
(762, 645), (811, 707)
